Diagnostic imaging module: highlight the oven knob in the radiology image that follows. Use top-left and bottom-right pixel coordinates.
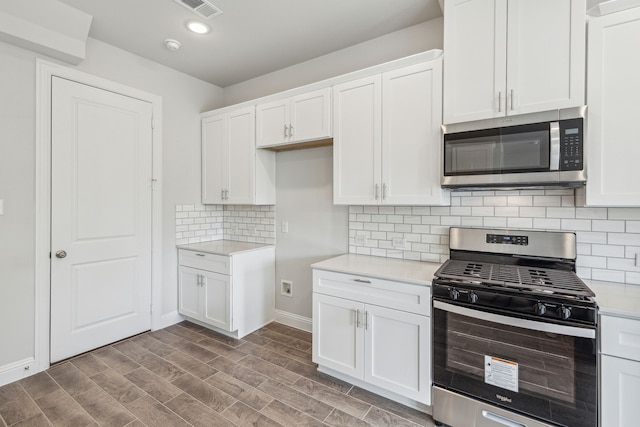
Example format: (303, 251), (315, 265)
(558, 306), (572, 320)
(534, 302), (547, 316)
(449, 288), (460, 301)
(468, 291), (479, 304)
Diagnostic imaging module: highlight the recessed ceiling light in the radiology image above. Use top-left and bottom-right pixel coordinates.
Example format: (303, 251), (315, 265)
(187, 20), (210, 34)
(164, 39), (181, 51)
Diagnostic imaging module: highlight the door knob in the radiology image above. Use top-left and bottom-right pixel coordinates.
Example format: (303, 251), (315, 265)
(55, 250), (67, 259)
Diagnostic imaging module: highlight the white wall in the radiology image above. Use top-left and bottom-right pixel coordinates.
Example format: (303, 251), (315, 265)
(223, 19), (444, 105)
(275, 147), (348, 319)
(0, 37), (223, 373)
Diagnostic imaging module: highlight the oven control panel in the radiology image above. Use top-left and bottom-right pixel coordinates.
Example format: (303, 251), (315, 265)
(486, 233), (528, 246)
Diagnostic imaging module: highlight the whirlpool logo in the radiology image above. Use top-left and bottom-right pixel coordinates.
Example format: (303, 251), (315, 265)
(496, 394), (512, 403)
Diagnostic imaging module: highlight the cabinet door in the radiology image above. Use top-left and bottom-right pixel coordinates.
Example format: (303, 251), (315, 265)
(226, 107), (255, 204)
(256, 99), (288, 148)
(601, 355), (640, 427)
(382, 61), (449, 206)
(443, 0), (507, 124)
(202, 270), (232, 331)
(333, 75), (382, 205)
(506, 0), (585, 115)
(312, 293), (364, 379)
(290, 88), (332, 143)
(202, 114), (226, 204)
(364, 305), (431, 405)
(178, 266), (203, 320)
(586, 6), (640, 206)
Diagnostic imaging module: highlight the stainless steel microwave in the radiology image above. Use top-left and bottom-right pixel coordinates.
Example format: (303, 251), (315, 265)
(442, 107), (586, 188)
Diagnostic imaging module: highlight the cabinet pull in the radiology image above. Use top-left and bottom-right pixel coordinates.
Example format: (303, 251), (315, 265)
(382, 183), (387, 200)
(221, 189), (225, 200)
(356, 309), (361, 328)
(375, 184), (379, 200)
(196, 274), (202, 286)
(364, 311), (369, 330)
(353, 278), (371, 284)
(284, 124), (288, 138)
(195, 253), (205, 257)
(224, 189), (229, 200)
(510, 89), (515, 111)
(289, 124), (294, 138)
(498, 91), (502, 112)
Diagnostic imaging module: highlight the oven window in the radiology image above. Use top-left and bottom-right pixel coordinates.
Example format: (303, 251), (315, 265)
(433, 307), (597, 427)
(447, 311), (575, 403)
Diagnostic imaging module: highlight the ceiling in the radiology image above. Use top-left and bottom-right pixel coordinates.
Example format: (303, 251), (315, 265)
(56, 0), (442, 88)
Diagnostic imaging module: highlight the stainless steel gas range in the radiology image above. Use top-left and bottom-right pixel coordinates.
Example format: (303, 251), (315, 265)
(432, 227), (598, 427)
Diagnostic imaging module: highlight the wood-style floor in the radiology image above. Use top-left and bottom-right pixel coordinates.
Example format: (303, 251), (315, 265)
(0, 321), (435, 426)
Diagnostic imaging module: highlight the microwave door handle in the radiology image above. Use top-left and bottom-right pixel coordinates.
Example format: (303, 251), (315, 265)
(549, 121), (560, 171)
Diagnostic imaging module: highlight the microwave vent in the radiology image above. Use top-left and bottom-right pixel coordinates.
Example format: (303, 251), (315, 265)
(174, 0), (223, 19)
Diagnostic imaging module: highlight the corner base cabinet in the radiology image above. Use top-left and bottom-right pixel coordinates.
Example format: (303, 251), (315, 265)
(600, 314), (640, 426)
(178, 244), (275, 339)
(312, 269), (432, 406)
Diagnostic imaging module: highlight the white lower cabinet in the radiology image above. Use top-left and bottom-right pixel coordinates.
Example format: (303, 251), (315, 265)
(600, 314), (640, 426)
(312, 269), (431, 406)
(178, 246), (275, 339)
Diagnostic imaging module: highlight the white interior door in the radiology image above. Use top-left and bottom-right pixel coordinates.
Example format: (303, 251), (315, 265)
(50, 76), (153, 363)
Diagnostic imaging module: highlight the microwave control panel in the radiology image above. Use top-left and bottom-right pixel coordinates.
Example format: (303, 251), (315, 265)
(559, 118), (583, 171)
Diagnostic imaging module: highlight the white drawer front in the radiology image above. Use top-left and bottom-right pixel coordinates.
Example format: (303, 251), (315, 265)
(313, 269), (430, 316)
(601, 315), (640, 361)
(179, 249), (231, 275)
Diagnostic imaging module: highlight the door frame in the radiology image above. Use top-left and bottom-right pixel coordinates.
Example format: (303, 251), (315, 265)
(35, 59), (163, 372)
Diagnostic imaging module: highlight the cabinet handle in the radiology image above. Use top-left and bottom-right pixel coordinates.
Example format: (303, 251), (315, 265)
(196, 274), (201, 286)
(356, 309), (361, 328)
(221, 189), (225, 200)
(289, 124), (294, 138)
(195, 253), (205, 257)
(353, 278), (371, 284)
(498, 91), (502, 112)
(382, 183), (387, 200)
(224, 189), (229, 200)
(510, 89), (515, 111)
(364, 311), (369, 330)
(284, 124), (288, 138)
(375, 184), (379, 200)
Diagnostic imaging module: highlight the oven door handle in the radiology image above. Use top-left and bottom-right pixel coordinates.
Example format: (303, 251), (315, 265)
(433, 300), (595, 339)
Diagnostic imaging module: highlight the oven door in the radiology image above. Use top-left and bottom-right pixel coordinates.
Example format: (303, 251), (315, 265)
(433, 300), (597, 427)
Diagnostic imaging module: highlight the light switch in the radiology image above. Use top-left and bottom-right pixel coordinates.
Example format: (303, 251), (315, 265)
(0, 199), (3, 215)
(281, 221), (289, 233)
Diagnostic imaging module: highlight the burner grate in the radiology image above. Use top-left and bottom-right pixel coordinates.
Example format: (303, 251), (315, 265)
(435, 260), (595, 297)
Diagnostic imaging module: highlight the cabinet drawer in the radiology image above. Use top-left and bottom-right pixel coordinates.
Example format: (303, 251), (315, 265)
(313, 269), (430, 316)
(179, 249), (231, 275)
(601, 315), (640, 361)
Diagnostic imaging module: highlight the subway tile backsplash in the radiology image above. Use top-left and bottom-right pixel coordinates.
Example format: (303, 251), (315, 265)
(348, 189), (640, 285)
(176, 204), (275, 246)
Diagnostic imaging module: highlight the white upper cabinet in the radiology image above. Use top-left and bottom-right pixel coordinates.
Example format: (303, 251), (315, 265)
(333, 57), (449, 206)
(443, 0), (586, 124)
(202, 106), (275, 205)
(586, 5), (640, 206)
(256, 88), (331, 148)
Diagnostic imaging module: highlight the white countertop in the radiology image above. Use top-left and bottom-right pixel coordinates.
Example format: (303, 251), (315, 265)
(587, 280), (640, 320)
(177, 240), (274, 256)
(311, 254), (640, 320)
(311, 254), (441, 286)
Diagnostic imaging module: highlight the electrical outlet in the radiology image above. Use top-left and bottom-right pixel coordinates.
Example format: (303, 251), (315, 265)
(355, 234), (367, 245)
(392, 237), (406, 249)
(280, 280), (293, 297)
(281, 221), (289, 233)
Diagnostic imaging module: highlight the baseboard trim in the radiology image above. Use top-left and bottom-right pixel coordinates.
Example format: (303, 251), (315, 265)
(0, 357), (36, 387)
(154, 310), (184, 330)
(273, 309), (312, 332)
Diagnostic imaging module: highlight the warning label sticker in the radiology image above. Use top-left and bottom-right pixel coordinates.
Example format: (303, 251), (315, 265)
(485, 356), (519, 392)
